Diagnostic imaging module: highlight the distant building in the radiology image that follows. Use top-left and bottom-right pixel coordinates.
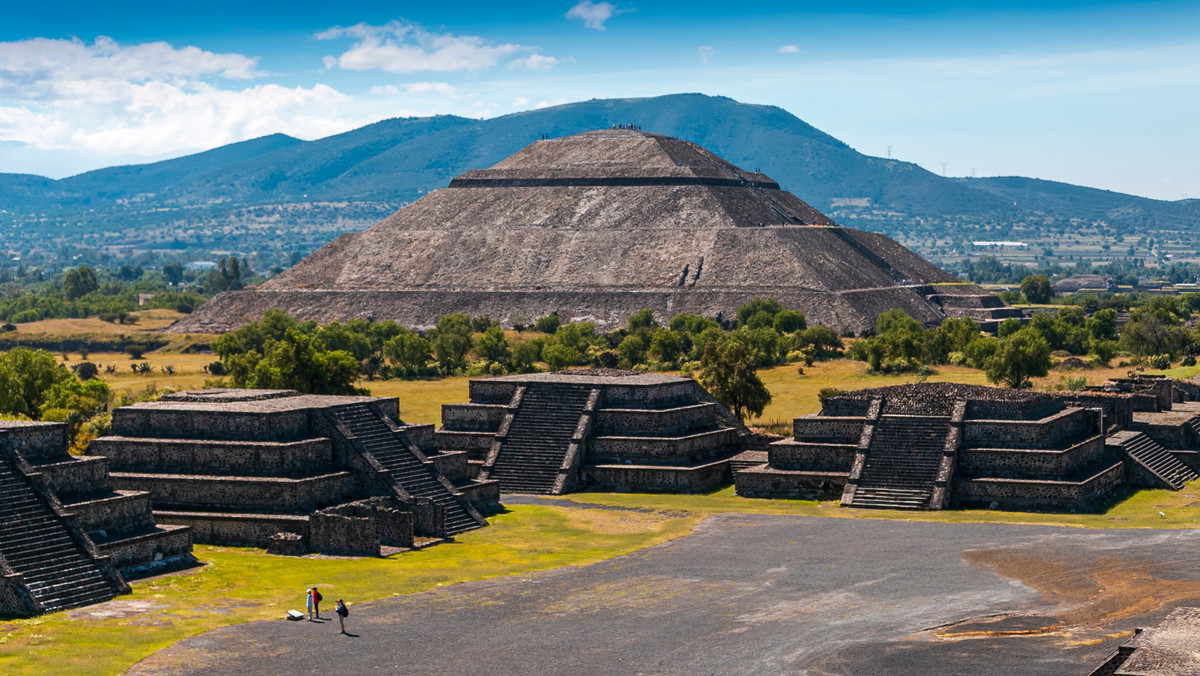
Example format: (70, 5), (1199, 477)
(1052, 274), (1113, 294)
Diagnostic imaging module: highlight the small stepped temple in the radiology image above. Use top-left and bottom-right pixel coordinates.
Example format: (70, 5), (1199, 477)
(436, 370), (750, 494)
(1, 420), (193, 617)
(88, 389), (500, 555)
(737, 380), (1200, 510)
(175, 129), (1016, 336)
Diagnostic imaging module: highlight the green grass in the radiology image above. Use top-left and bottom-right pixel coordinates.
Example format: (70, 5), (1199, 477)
(0, 504), (697, 676)
(547, 480), (1200, 530)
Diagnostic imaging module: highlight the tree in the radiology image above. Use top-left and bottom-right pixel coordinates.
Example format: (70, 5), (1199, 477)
(616, 334), (645, 367)
(1020, 274), (1053, 304)
(697, 339), (772, 422)
(381, 329), (431, 373)
(430, 313), (474, 370)
(627, 307), (658, 332)
(647, 328), (684, 365)
(0, 348), (76, 419)
(63, 266), (98, 300)
(533, 314), (561, 334)
(736, 298), (783, 327)
(226, 328), (362, 395)
(985, 329), (1053, 388)
(772, 309), (806, 334)
(542, 343), (579, 371)
(316, 323), (373, 361)
(162, 262), (185, 287)
(475, 325), (511, 364)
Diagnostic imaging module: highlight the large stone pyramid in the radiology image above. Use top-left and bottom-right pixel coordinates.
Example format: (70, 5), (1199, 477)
(176, 129), (1009, 334)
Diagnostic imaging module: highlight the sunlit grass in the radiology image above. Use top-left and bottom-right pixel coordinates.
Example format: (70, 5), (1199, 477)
(0, 504), (696, 676)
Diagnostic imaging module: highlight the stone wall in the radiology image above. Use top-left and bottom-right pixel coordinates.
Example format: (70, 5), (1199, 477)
(95, 527), (193, 569)
(113, 472), (356, 512)
(957, 435), (1107, 479)
(588, 428), (738, 464)
(157, 512), (309, 547)
(112, 409), (311, 442)
(594, 403), (717, 436)
(952, 461), (1124, 509)
(768, 440), (857, 472)
(68, 492), (154, 533)
(962, 408), (1097, 449)
(309, 513), (379, 556)
(440, 404), (506, 432)
(582, 460), (728, 493)
(0, 423), (67, 463)
(34, 456), (109, 497)
(430, 451), (469, 483)
(0, 573), (37, 617)
(90, 437), (334, 475)
(792, 416), (865, 444)
(734, 466), (848, 500)
(1049, 393), (1133, 431)
(467, 380), (521, 405)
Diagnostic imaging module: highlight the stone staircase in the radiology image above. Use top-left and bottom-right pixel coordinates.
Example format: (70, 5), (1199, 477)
(848, 414), (952, 510)
(1115, 432), (1198, 490)
(0, 455), (121, 613)
(489, 384), (593, 494)
(333, 405), (484, 535)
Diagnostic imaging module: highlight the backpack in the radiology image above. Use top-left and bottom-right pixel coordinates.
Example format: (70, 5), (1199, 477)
(315, 590), (323, 602)
(337, 603), (348, 617)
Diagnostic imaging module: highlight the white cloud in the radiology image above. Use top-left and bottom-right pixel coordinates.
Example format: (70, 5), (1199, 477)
(698, 46), (715, 65)
(0, 35), (355, 159)
(779, 45), (800, 54)
(318, 20), (540, 73)
(508, 54), (559, 71)
(566, 1), (618, 31)
(511, 96), (530, 106)
(0, 36), (260, 100)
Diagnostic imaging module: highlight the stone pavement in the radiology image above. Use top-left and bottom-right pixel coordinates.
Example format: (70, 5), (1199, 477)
(130, 511), (1200, 675)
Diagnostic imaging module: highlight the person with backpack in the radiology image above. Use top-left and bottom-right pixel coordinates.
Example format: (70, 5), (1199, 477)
(335, 599), (349, 635)
(311, 587), (323, 619)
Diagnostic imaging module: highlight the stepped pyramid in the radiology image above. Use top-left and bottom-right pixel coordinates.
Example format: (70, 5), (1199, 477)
(176, 129), (1010, 334)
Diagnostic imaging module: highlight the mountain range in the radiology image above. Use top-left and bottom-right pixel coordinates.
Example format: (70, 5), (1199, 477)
(1, 93), (1196, 263)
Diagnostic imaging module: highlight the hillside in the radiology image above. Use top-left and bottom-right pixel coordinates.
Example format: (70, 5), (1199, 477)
(0, 94), (1195, 268)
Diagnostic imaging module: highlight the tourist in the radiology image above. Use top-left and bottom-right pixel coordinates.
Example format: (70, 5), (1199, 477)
(312, 587), (323, 619)
(335, 599), (349, 634)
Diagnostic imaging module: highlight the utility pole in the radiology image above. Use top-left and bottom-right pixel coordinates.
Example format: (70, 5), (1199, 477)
(886, 145), (892, 159)
(971, 168), (977, 178)
(941, 162), (947, 176)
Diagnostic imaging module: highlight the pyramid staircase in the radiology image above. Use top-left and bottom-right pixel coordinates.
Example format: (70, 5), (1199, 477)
(847, 414), (952, 509)
(486, 383), (594, 494)
(1112, 432), (1198, 490)
(0, 454), (125, 614)
(332, 405), (485, 536)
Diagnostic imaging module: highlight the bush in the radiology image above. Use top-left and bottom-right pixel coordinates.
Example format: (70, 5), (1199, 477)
(72, 362), (99, 381)
(206, 360), (228, 376)
(0, 323), (14, 332)
(1149, 353), (1172, 370)
(11, 309), (40, 323)
(817, 387), (844, 401)
(125, 344), (146, 359)
(1183, 355), (1197, 367)
(533, 314), (561, 334)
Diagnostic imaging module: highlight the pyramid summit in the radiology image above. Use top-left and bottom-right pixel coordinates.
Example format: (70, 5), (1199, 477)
(175, 128), (1012, 334)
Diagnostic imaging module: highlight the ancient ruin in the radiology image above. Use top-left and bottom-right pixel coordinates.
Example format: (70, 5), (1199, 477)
(436, 370), (750, 494)
(175, 129), (1015, 335)
(0, 420), (193, 616)
(88, 389), (500, 555)
(1088, 606), (1200, 675)
(737, 380), (1200, 510)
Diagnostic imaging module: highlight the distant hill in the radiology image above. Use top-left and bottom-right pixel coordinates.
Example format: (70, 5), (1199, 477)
(1, 93), (1196, 266)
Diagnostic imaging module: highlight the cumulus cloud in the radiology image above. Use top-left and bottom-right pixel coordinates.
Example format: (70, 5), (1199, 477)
(508, 54), (559, 71)
(0, 36), (259, 99)
(0, 35), (354, 158)
(566, 1), (619, 30)
(318, 20), (541, 73)
(698, 46), (714, 65)
(779, 45), (800, 54)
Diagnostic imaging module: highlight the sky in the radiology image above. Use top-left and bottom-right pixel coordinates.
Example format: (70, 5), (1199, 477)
(1, 0), (1197, 200)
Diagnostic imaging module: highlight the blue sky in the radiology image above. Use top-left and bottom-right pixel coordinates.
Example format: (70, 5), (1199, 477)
(1, 1), (1197, 200)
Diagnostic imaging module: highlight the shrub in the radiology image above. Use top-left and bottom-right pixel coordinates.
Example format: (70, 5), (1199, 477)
(0, 323), (15, 332)
(533, 314), (561, 334)
(1149, 353), (1172, 370)
(125, 344), (146, 360)
(817, 387), (845, 401)
(72, 362), (99, 381)
(206, 360), (228, 376)
(1183, 355), (1197, 367)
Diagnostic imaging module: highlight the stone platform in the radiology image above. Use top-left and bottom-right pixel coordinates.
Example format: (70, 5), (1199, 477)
(89, 389), (500, 555)
(436, 370), (750, 494)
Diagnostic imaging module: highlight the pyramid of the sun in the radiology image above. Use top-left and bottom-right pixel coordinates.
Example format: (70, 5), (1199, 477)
(175, 129), (1013, 334)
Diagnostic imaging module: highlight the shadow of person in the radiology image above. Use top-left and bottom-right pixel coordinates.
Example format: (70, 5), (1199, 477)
(341, 632), (360, 638)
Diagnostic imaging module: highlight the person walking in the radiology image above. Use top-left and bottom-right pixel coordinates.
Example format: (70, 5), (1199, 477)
(335, 599), (349, 635)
